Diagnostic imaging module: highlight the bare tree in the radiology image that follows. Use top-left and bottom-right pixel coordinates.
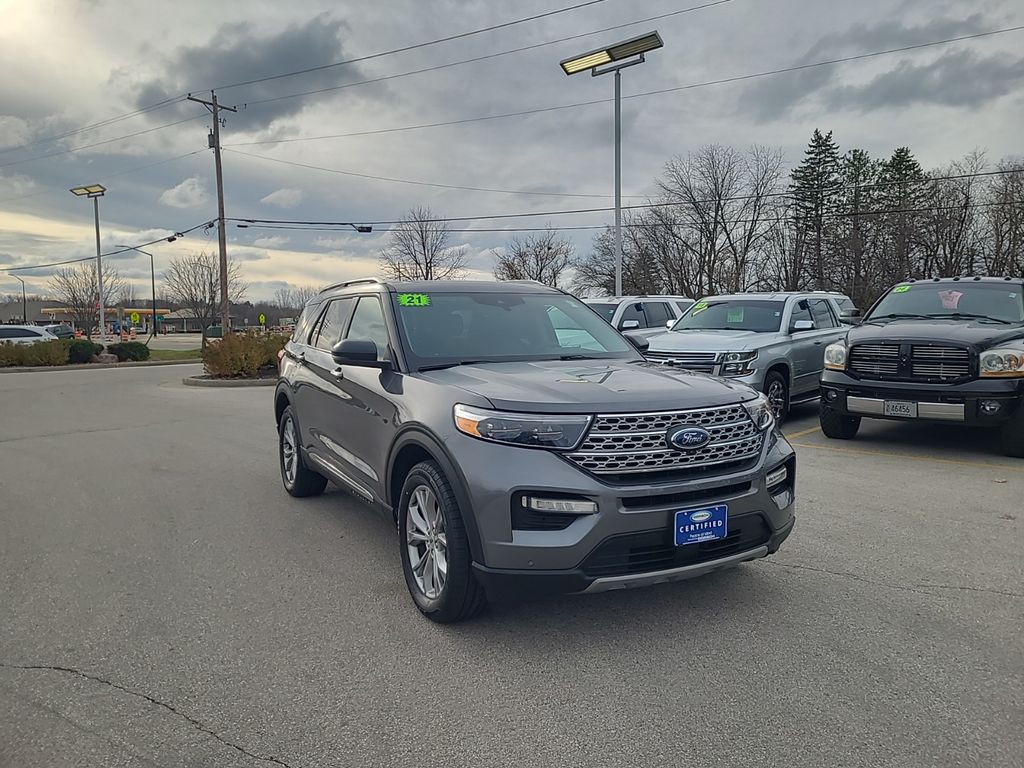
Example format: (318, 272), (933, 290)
(981, 159), (1024, 277)
(47, 261), (125, 338)
(493, 228), (575, 287)
(380, 206), (468, 281)
(162, 251), (247, 328)
(273, 284), (321, 311)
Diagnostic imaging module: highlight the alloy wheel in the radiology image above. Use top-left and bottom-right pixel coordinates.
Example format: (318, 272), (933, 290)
(405, 484), (448, 600)
(281, 415), (298, 486)
(767, 380), (787, 419)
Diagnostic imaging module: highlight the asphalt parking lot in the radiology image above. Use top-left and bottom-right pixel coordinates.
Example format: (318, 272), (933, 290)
(1, 365), (1021, 768)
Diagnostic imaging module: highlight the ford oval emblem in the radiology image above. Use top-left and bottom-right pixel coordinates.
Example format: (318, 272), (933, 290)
(690, 510), (712, 523)
(667, 425), (712, 451)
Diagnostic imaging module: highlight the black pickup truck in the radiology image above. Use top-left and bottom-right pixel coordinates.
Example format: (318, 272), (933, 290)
(818, 277), (1024, 457)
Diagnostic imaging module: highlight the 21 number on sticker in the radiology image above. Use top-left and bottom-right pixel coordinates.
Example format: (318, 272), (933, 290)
(397, 293), (431, 307)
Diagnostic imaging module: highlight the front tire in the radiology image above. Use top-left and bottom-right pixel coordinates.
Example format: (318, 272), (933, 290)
(763, 370), (790, 424)
(819, 402), (861, 439)
(398, 461), (486, 623)
(278, 405), (328, 497)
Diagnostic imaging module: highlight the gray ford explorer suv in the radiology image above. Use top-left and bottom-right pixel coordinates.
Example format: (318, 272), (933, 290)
(274, 279), (796, 622)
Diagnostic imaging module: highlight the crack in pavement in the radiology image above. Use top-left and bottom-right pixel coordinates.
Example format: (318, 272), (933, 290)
(913, 583), (1024, 599)
(760, 560), (937, 596)
(0, 421), (183, 445)
(0, 663), (297, 768)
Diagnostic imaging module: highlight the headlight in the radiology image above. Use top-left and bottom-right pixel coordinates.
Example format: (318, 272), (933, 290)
(453, 404), (591, 450)
(980, 341), (1024, 377)
(823, 342), (848, 371)
(743, 393), (775, 431)
(720, 350), (757, 377)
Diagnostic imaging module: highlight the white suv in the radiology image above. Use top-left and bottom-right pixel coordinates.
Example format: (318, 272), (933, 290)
(584, 296), (694, 338)
(0, 325), (59, 345)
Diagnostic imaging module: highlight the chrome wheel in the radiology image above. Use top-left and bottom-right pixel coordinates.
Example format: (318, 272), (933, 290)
(281, 415), (298, 486)
(766, 379), (787, 419)
(405, 484), (448, 600)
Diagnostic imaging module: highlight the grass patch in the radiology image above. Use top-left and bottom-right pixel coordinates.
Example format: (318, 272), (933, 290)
(148, 348), (202, 361)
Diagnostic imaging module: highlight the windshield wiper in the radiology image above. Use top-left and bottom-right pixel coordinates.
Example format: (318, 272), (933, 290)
(925, 312), (1011, 325)
(559, 354), (605, 361)
(418, 359), (492, 371)
(865, 313), (933, 322)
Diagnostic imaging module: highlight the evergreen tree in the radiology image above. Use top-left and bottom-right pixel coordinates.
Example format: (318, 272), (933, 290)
(790, 129), (842, 289)
(878, 146), (927, 281)
(837, 148), (882, 307)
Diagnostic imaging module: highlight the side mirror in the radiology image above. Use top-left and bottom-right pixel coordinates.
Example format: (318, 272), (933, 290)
(790, 320), (815, 333)
(623, 331), (650, 352)
(331, 339), (386, 367)
(620, 319), (641, 330)
(839, 309), (862, 325)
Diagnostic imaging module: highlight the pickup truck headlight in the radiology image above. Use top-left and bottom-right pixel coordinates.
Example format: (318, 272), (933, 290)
(453, 404), (591, 450)
(823, 341), (848, 371)
(720, 350), (757, 377)
(980, 341), (1024, 377)
(743, 393), (775, 431)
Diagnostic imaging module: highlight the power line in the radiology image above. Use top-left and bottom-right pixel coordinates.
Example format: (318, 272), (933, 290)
(212, 0), (617, 93)
(0, 150), (205, 205)
(224, 147), (647, 199)
(241, 1), (732, 109)
(0, 115), (207, 170)
(2, 220), (215, 273)
(227, 23), (1024, 148)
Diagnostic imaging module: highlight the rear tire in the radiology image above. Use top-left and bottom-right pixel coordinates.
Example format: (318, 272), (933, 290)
(819, 402), (861, 440)
(999, 408), (1024, 458)
(763, 370), (790, 424)
(398, 461), (487, 623)
(278, 405), (328, 497)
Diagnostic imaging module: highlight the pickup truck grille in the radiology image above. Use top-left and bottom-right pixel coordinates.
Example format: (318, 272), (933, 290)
(644, 351), (718, 373)
(566, 404), (762, 476)
(848, 343), (972, 382)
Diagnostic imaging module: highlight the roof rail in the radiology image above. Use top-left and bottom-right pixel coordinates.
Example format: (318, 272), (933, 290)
(319, 277), (386, 294)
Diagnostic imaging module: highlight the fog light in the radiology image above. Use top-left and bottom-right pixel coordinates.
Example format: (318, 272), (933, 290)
(766, 466), (788, 488)
(523, 497), (597, 514)
(979, 400), (1002, 415)
(824, 389), (838, 402)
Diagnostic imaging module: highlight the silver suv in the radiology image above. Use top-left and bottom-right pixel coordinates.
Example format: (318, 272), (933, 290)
(644, 292), (858, 422)
(583, 296), (694, 338)
(275, 280), (796, 622)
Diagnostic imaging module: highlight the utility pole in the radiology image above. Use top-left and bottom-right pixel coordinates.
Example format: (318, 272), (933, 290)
(13, 275), (26, 325)
(188, 91), (237, 333)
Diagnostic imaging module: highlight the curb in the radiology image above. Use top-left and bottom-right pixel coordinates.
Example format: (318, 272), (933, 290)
(0, 359), (202, 374)
(182, 375), (276, 388)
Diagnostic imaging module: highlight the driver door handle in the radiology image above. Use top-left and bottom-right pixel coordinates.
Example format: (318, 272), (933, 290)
(294, 352), (306, 365)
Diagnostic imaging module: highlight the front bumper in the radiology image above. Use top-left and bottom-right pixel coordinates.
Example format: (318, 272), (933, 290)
(448, 427), (796, 599)
(820, 371), (1024, 426)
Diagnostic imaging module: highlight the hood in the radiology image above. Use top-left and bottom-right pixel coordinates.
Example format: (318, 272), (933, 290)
(850, 319), (1024, 348)
(646, 329), (784, 353)
(417, 359), (758, 414)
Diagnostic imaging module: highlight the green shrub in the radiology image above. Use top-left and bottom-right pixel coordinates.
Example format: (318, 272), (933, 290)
(107, 341), (150, 362)
(0, 342), (21, 367)
(203, 332), (288, 378)
(20, 340), (70, 366)
(68, 339), (104, 364)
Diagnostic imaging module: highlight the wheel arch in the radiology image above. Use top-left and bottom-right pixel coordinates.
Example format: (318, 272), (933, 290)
(274, 384), (292, 425)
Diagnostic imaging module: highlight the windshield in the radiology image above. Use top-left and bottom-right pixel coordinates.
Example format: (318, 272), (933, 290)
(867, 283), (1024, 323)
(672, 299), (785, 333)
(585, 302), (617, 322)
(393, 291), (637, 369)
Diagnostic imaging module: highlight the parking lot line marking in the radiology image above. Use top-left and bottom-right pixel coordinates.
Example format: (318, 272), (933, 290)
(790, 441), (1024, 473)
(785, 426), (821, 439)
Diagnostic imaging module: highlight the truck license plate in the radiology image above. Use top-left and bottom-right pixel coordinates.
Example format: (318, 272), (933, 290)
(884, 400), (918, 418)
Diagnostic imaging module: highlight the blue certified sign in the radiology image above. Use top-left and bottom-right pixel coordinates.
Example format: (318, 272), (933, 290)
(674, 505), (728, 546)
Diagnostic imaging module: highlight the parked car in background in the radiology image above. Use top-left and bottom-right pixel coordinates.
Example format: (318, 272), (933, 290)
(820, 277), (1024, 456)
(644, 292), (856, 422)
(43, 324), (74, 339)
(583, 296), (694, 338)
(275, 279), (794, 622)
(0, 325), (60, 345)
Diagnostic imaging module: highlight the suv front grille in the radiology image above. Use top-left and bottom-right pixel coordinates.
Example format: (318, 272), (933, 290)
(848, 343), (972, 382)
(566, 404), (763, 477)
(581, 516), (771, 578)
(644, 351), (718, 373)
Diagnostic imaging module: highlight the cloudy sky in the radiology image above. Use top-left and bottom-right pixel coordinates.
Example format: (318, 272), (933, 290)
(0, 0), (1021, 301)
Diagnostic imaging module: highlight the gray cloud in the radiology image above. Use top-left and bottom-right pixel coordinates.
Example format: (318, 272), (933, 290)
(743, 14), (1002, 120)
(132, 15), (371, 130)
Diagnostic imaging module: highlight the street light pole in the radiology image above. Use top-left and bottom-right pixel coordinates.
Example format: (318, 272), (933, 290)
(614, 67), (622, 297)
(115, 245), (158, 342)
(13, 275), (26, 324)
(93, 196), (105, 341)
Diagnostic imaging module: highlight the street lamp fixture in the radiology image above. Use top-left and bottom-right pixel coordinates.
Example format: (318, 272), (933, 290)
(559, 31), (663, 297)
(69, 183), (107, 340)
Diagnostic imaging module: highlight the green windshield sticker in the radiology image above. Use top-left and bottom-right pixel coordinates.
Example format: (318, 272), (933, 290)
(727, 308), (744, 323)
(397, 293), (431, 307)
(692, 301), (709, 315)
(893, 285), (911, 293)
